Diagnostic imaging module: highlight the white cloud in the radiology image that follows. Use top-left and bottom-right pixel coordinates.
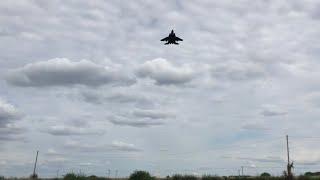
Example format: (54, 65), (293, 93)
(64, 140), (141, 152)
(45, 148), (63, 156)
(211, 60), (265, 82)
(304, 92), (320, 108)
(0, 99), (21, 127)
(0, 100), (24, 141)
(260, 105), (288, 117)
(6, 58), (136, 87)
(108, 109), (174, 127)
(109, 115), (164, 127)
(132, 109), (175, 119)
(0, 124), (25, 141)
(1, 0), (320, 177)
(136, 58), (196, 85)
(241, 122), (269, 131)
(111, 140), (141, 152)
(79, 89), (152, 105)
(45, 125), (105, 136)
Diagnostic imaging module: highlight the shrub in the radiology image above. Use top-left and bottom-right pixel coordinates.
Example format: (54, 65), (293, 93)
(202, 175), (222, 180)
(129, 170), (155, 180)
(0, 176), (4, 180)
(30, 173), (38, 179)
(63, 172), (86, 180)
(261, 172), (271, 177)
(183, 175), (198, 180)
(88, 175), (107, 180)
(64, 173), (77, 180)
(172, 174), (197, 180)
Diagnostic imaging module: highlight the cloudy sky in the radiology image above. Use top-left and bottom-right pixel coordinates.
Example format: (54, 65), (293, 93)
(1, 0), (320, 178)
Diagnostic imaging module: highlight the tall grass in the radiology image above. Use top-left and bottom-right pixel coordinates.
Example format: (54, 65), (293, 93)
(63, 173), (110, 180)
(201, 175), (222, 180)
(172, 174), (197, 180)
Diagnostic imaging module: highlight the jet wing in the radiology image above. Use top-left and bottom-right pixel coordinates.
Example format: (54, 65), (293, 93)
(175, 36), (183, 41)
(161, 36), (170, 41)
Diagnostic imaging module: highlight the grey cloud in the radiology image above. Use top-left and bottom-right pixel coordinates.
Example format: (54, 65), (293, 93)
(109, 116), (164, 127)
(304, 92), (320, 108)
(110, 140), (142, 152)
(45, 148), (63, 156)
(6, 58), (136, 87)
(296, 160), (320, 166)
(224, 155), (284, 164)
(260, 106), (288, 117)
(241, 123), (269, 131)
(64, 140), (141, 152)
(0, 27), (15, 37)
(2, 0), (320, 176)
(0, 100), (25, 141)
(80, 90), (104, 104)
(45, 125), (105, 136)
(132, 109), (174, 119)
(108, 109), (174, 127)
(80, 90), (152, 105)
(261, 110), (287, 117)
(244, 157), (284, 164)
(211, 61), (265, 81)
(0, 125), (26, 141)
(40, 115), (105, 136)
(106, 92), (151, 104)
(41, 157), (69, 166)
(0, 100), (21, 127)
(136, 58), (196, 85)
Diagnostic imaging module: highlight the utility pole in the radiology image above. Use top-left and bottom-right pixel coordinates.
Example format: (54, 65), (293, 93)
(56, 170), (59, 179)
(107, 169), (110, 178)
(32, 150), (39, 179)
(286, 135), (293, 180)
(115, 170), (118, 179)
(241, 166), (244, 176)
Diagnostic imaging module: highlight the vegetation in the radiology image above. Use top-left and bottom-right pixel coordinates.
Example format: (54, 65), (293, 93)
(260, 172), (271, 177)
(4, 170), (320, 180)
(304, 172), (320, 176)
(201, 175), (222, 180)
(129, 170), (155, 180)
(172, 174), (197, 180)
(30, 173), (38, 179)
(64, 173), (86, 180)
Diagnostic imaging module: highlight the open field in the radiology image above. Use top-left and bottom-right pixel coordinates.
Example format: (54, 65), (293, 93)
(2, 173), (320, 180)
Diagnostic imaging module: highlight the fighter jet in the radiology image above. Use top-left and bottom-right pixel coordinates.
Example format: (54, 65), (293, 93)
(161, 30), (183, 45)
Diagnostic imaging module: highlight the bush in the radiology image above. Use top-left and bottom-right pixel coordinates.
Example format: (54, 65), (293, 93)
(63, 172), (86, 180)
(202, 175), (221, 180)
(129, 170), (155, 180)
(0, 176), (4, 180)
(304, 172), (320, 176)
(183, 175), (198, 180)
(88, 175), (107, 180)
(30, 173), (38, 179)
(261, 172), (271, 177)
(172, 174), (198, 180)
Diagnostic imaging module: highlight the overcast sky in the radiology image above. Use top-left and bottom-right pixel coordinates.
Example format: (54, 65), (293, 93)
(1, 0), (320, 178)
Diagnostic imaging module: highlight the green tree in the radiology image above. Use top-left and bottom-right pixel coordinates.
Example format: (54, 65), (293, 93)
(64, 173), (77, 180)
(129, 170), (155, 180)
(202, 175), (222, 180)
(261, 172), (271, 177)
(63, 172), (86, 180)
(172, 174), (197, 180)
